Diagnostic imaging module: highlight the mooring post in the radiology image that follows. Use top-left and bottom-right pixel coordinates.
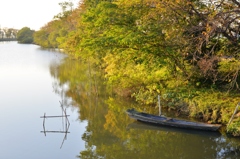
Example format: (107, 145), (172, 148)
(227, 103), (240, 128)
(158, 95), (161, 116)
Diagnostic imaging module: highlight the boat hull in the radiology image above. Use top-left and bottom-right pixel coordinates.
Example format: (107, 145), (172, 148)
(126, 109), (221, 131)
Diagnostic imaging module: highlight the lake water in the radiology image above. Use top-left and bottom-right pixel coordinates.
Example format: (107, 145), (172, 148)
(1, 42), (240, 159)
(0, 42), (87, 159)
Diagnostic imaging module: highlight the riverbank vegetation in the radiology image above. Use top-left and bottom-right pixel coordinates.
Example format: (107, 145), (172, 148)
(50, 59), (240, 158)
(34, 0), (240, 136)
(17, 27), (35, 43)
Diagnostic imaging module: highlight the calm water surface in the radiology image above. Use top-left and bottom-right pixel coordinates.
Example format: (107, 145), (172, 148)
(1, 42), (240, 159)
(0, 42), (86, 159)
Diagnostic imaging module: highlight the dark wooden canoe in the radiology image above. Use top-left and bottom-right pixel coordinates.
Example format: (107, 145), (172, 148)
(126, 108), (221, 131)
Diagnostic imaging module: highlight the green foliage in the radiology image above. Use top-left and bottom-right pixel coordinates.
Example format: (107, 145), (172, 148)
(34, 1), (79, 48)
(34, 0), (240, 135)
(227, 120), (240, 137)
(218, 60), (240, 89)
(17, 27), (34, 44)
(54, 1), (74, 19)
(33, 30), (49, 47)
(33, 20), (62, 48)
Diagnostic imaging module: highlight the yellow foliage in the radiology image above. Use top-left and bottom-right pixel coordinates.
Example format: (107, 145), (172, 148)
(219, 60), (240, 73)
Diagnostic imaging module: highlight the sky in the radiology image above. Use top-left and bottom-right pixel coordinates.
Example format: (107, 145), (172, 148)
(0, 0), (79, 30)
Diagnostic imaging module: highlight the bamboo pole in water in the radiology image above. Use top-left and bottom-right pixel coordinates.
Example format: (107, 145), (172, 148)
(40, 131), (70, 133)
(227, 103), (240, 128)
(40, 115), (70, 118)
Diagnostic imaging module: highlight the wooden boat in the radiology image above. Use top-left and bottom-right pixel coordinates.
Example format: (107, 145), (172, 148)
(126, 108), (221, 131)
(127, 121), (221, 137)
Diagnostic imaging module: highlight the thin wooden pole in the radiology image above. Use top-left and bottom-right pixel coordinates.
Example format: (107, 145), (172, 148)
(40, 115), (70, 118)
(158, 95), (161, 116)
(43, 113), (46, 126)
(60, 100), (64, 129)
(43, 113), (46, 136)
(227, 103), (240, 128)
(40, 131), (70, 133)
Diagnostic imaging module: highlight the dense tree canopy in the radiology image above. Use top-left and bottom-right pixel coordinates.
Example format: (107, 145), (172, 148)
(17, 27), (34, 43)
(34, 0), (240, 134)
(34, 0), (240, 90)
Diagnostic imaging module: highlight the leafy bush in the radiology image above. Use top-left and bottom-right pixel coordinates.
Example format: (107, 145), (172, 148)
(17, 27), (34, 44)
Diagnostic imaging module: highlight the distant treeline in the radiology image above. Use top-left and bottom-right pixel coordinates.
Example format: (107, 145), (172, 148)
(0, 38), (17, 41)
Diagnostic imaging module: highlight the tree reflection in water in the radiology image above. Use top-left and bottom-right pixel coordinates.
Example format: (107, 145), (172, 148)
(50, 58), (240, 159)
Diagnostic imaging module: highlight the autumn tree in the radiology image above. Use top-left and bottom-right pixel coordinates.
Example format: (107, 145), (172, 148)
(34, 1), (79, 48)
(35, 0), (240, 101)
(173, 0), (240, 90)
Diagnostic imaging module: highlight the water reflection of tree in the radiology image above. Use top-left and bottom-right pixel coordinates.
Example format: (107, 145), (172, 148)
(50, 58), (240, 159)
(103, 100), (217, 159)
